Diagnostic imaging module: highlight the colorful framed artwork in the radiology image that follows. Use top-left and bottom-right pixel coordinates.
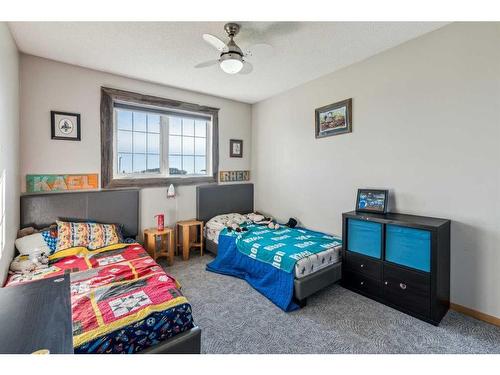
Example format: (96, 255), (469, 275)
(315, 98), (352, 138)
(230, 139), (243, 158)
(219, 170), (250, 182)
(51, 111), (81, 141)
(26, 174), (98, 193)
(355, 189), (388, 214)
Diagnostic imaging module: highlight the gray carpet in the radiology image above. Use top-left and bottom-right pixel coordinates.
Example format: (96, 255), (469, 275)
(160, 254), (500, 354)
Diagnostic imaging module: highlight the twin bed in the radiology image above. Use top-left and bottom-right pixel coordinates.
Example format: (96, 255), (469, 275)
(196, 183), (342, 309)
(5, 183), (341, 353)
(6, 189), (200, 354)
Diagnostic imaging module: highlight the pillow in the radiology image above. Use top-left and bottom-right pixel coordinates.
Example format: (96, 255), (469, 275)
(207, 213), (248, 230)
(87, 222), (121, 250)
(247, 213), (265, 223)
(56, 220), (122, 252)
(41, 229), (58, 254)
(15, 233), (51, 256)
(56, 221), (90, 252)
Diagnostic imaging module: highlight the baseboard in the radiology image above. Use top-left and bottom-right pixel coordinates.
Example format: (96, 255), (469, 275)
(450, 303), (500, 327)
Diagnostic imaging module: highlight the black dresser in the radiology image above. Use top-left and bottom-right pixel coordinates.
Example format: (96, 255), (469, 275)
(341, 211), (450, 325)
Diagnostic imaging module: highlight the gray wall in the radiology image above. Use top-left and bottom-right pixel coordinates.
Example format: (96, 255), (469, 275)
(0, 23), (20, 284)
(252, 23), (500, 318)
(19, 55), (252, 234)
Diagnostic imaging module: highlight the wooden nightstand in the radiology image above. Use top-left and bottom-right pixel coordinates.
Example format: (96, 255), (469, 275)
(176, 220), (204, 261)
(144, 227), (175, 265)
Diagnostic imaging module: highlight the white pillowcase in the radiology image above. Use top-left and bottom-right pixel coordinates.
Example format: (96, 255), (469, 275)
(205, 213), (251, 244)
(15, 233), (51, 256)
(206, 213), (248, 230)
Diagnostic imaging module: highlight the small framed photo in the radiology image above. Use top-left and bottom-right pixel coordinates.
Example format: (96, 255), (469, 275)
(315, 98), (352, 138)
(230, 139), (243, 158)
(51, 111), (81, 141)
(356, 189), (388, 214)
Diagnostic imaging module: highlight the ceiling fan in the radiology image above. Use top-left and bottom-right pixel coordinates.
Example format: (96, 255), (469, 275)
(195, 22), (272, 75)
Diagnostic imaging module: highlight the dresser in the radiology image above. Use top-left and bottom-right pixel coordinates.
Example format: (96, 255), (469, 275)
(341, 211), (450, 325)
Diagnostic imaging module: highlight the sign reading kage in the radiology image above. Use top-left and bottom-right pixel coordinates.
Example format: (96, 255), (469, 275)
(26, 174), (99, 193)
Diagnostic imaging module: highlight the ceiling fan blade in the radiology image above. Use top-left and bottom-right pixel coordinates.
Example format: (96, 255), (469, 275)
(244, 43), (274, 58)
(202, 34), (226, 52)
(239, 61), (253, 75)
(194, 59), (219, 68)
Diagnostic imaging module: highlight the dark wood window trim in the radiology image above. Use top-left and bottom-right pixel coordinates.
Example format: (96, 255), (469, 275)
(101, 87), (219, 189)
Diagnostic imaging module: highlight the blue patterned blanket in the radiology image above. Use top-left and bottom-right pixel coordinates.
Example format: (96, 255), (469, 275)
(206, 233), (299, 311)
(206, 224), (342, 311)
(226, 223), (341, 273)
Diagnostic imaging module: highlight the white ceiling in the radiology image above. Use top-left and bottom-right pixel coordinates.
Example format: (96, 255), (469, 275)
(8, 22), (447, 103)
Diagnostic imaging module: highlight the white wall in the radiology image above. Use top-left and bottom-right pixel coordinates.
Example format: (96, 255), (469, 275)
(19, 54), (252, 234)
(0, 23), (20, 284)
(252, 22), (500, 318)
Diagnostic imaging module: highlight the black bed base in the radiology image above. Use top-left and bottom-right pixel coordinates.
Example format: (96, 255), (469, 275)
(204, 239), (342, 305)
(140, 326), (201, 354)
(293, 296), (308, 308)
(293, 262), (342, 304)
(205, 237), (219, 255)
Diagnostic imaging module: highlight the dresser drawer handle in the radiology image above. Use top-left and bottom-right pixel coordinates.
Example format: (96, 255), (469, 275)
(399, 283), (407, 290)
(360, 281), (364, 286)
(360, 264), (365, 268)
(384, 281), (388, 286)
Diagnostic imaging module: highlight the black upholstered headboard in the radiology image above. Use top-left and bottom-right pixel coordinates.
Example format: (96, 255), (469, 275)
(196, 183), (254, 222)
(20, 189), (139, 238)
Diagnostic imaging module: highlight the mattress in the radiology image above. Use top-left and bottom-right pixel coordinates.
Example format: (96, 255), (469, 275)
(5, 243), (195, 354)
(204, 214), (342, 279)
(293, 245), (341, 279)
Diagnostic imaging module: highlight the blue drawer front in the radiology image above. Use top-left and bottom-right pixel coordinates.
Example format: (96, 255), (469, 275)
(347, 219), (382, 258)
(385, 225), (431, 272)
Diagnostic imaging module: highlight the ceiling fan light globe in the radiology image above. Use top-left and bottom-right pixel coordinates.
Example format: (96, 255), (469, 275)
(220, 58), (243, 74)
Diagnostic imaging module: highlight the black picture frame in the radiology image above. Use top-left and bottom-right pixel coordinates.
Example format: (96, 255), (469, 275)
(229, 139), (243, 158)
(51, 111), (81, 141)
(315, 98), (352, 139)
(355, 189), (389, 214)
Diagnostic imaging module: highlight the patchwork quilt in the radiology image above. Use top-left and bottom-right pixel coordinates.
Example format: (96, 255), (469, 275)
(5, 243), (194, 354)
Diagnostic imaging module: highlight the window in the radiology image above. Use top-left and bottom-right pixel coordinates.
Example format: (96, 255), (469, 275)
(115, 108), (210, 177)
(168, 116), (208, 176)
(116, 109), (161, 175)
(101, 87), (219, 188)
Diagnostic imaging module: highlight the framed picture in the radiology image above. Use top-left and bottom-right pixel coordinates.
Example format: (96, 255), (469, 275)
(51, 111), (81, 141)
(355, 189), (388, 214)
(230, 139), (243, 158)
(315, 98), (352, 138)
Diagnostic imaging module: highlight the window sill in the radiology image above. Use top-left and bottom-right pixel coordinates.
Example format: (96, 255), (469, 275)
(104, 175), (217, 189)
